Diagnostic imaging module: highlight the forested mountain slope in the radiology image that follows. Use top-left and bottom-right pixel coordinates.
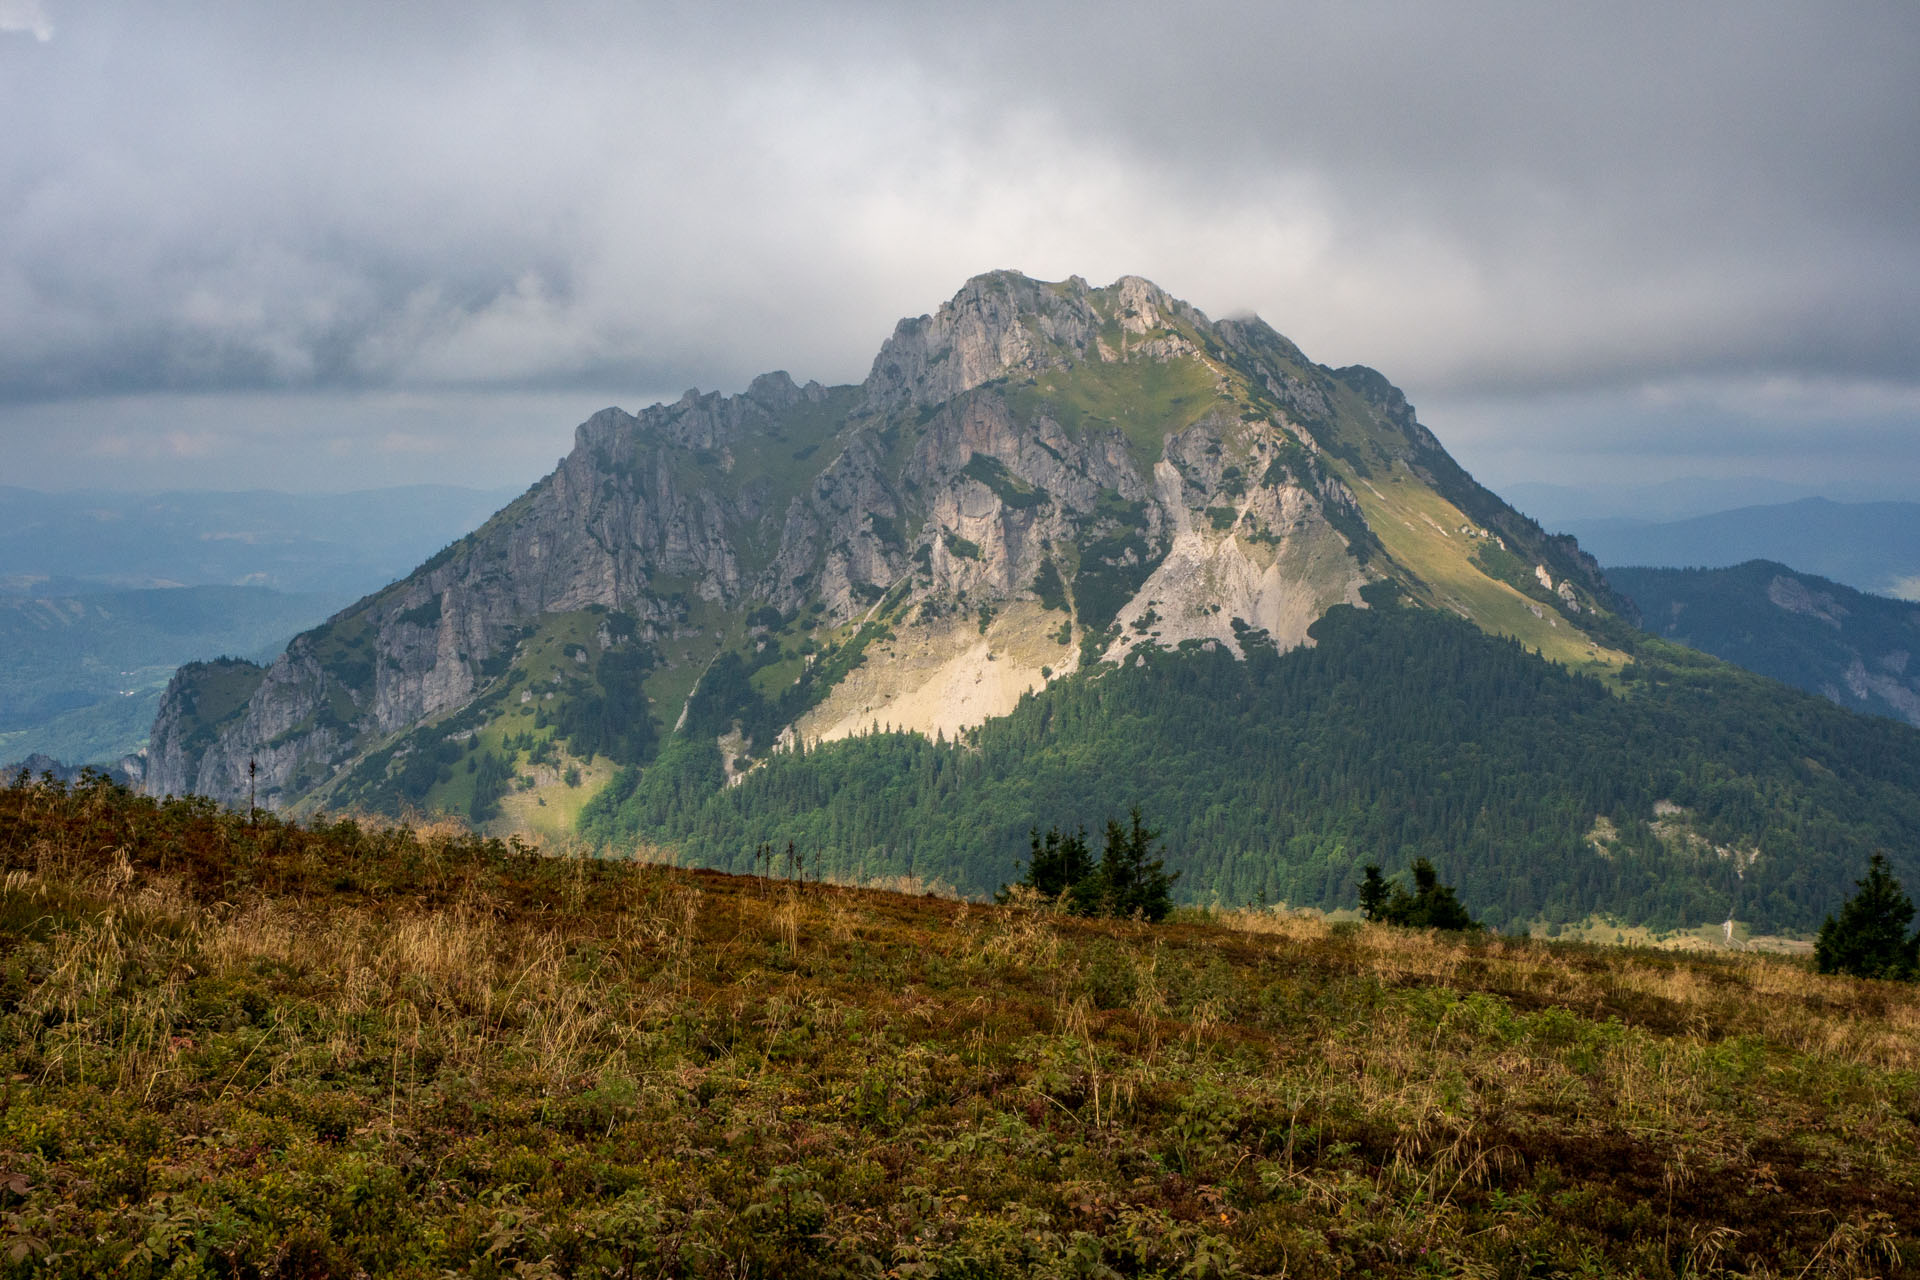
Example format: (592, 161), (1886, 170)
(583, 590), (1920, 934)
(1609, 561), (1920, 729)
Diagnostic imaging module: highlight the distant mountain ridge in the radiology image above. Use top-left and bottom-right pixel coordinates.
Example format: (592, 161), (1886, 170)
(1608, 560), (1920, 729)
(1565, 498), (1920, 600)
(0, 484), (518, 597)
(1503, 477), (1829, 526)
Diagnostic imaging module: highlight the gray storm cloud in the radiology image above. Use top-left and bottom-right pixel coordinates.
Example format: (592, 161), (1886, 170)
(0, 0), (1916, 492)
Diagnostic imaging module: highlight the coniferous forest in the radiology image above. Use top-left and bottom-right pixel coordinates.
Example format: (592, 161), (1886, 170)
(582, 595), (1920, 934)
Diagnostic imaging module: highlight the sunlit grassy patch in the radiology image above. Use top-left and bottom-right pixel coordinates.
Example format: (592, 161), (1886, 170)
(1007, 355), (1222, 473)
(1339, 458), (1630, 677)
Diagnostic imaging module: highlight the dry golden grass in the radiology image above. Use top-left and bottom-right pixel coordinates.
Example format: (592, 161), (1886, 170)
(0, 778), (1916, 1277)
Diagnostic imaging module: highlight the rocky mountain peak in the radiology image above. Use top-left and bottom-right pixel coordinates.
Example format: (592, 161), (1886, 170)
(1106, 274), (1177, 333)
(860, 269), (1206, 411)
(863, 270), (1081, 409)
(146, 269), (1632, 822)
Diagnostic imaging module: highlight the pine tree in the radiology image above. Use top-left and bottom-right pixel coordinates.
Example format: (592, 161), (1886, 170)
(1078, 807), (1178, 922)
(1357, 864), (1390, 922)
(1814, 853), (1918, 980)
(998, 808), (1176, 921)
(1001, 825), (1091, 901)
(1373, 858), (1478, 931)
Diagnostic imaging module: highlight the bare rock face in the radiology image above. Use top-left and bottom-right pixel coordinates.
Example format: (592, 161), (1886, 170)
(147, 270), (1626, 815)
(864, 272), (1098, 410)
(1767, 574), (1849, 627)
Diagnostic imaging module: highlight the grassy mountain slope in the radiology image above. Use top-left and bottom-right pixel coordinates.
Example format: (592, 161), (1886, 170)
(1609, 560), (1920, 729)
(2, 774), (1915, 1277)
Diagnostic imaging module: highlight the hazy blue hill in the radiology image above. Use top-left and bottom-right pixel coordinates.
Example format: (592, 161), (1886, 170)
(1562, 498), (1920, 599)
(0, 484), (519, 597)
(1503, 477), (1825, 526)
(0, 585), (350, 766)
(1609, 560), (1920, 728)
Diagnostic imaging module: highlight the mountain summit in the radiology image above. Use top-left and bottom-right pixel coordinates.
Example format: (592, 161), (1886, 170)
(149, 271), (1624, 819)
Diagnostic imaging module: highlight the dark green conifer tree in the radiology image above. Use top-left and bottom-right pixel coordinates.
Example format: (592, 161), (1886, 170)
(1814, 853), (1918, 980)
(1373, 858), (1478, 931)
(1076, 807), (1177, 922)
(469, 751), (513, 825)
(1001, 825), (1092, 901)
(1357, 864), (1390, 922)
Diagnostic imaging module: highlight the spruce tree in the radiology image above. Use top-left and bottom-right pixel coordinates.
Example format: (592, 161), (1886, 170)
(1814, 854), (1918, 980)
(1371, 858), (1478, 931)
(1002, 825), (1092, 901)
(1357, 864), (1390, 922)
(1079, 807), (1177, 921)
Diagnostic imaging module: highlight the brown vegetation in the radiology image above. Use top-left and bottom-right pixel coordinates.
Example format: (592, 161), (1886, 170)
(0, 774), (1915, 1276)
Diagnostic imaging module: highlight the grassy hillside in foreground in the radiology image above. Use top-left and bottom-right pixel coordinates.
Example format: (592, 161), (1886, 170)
(1, 776), (1916, 1278)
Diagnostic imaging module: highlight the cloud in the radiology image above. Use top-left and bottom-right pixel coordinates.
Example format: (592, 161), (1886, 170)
(1425, 373), (1920, 499)
(0, 0), (52, 41)
(0, 1), (1915, 493)
(374, 430), (455, 456)
(86, 428), (219, 460)
(0, 388), (616, 491)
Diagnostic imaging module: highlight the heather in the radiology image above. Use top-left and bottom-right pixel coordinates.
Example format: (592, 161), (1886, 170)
(1, 774), (1915, 1277)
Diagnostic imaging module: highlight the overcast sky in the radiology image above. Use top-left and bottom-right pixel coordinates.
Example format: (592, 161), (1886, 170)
(3, 1), (1917, 505)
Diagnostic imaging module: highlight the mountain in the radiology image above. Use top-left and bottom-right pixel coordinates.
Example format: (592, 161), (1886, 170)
(1562, 498), (1920, 600)
(0, 484), (517, 597)
(0, 585), (351, 769)
(1608, 561), (1920, 728)
(146, 272), (1920, 932)
(1503, 477), (1827, 526)
(148, 272), (1624, 808)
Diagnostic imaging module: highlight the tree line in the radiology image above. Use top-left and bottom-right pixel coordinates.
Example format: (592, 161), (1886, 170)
(997, 807), (1178, 921)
